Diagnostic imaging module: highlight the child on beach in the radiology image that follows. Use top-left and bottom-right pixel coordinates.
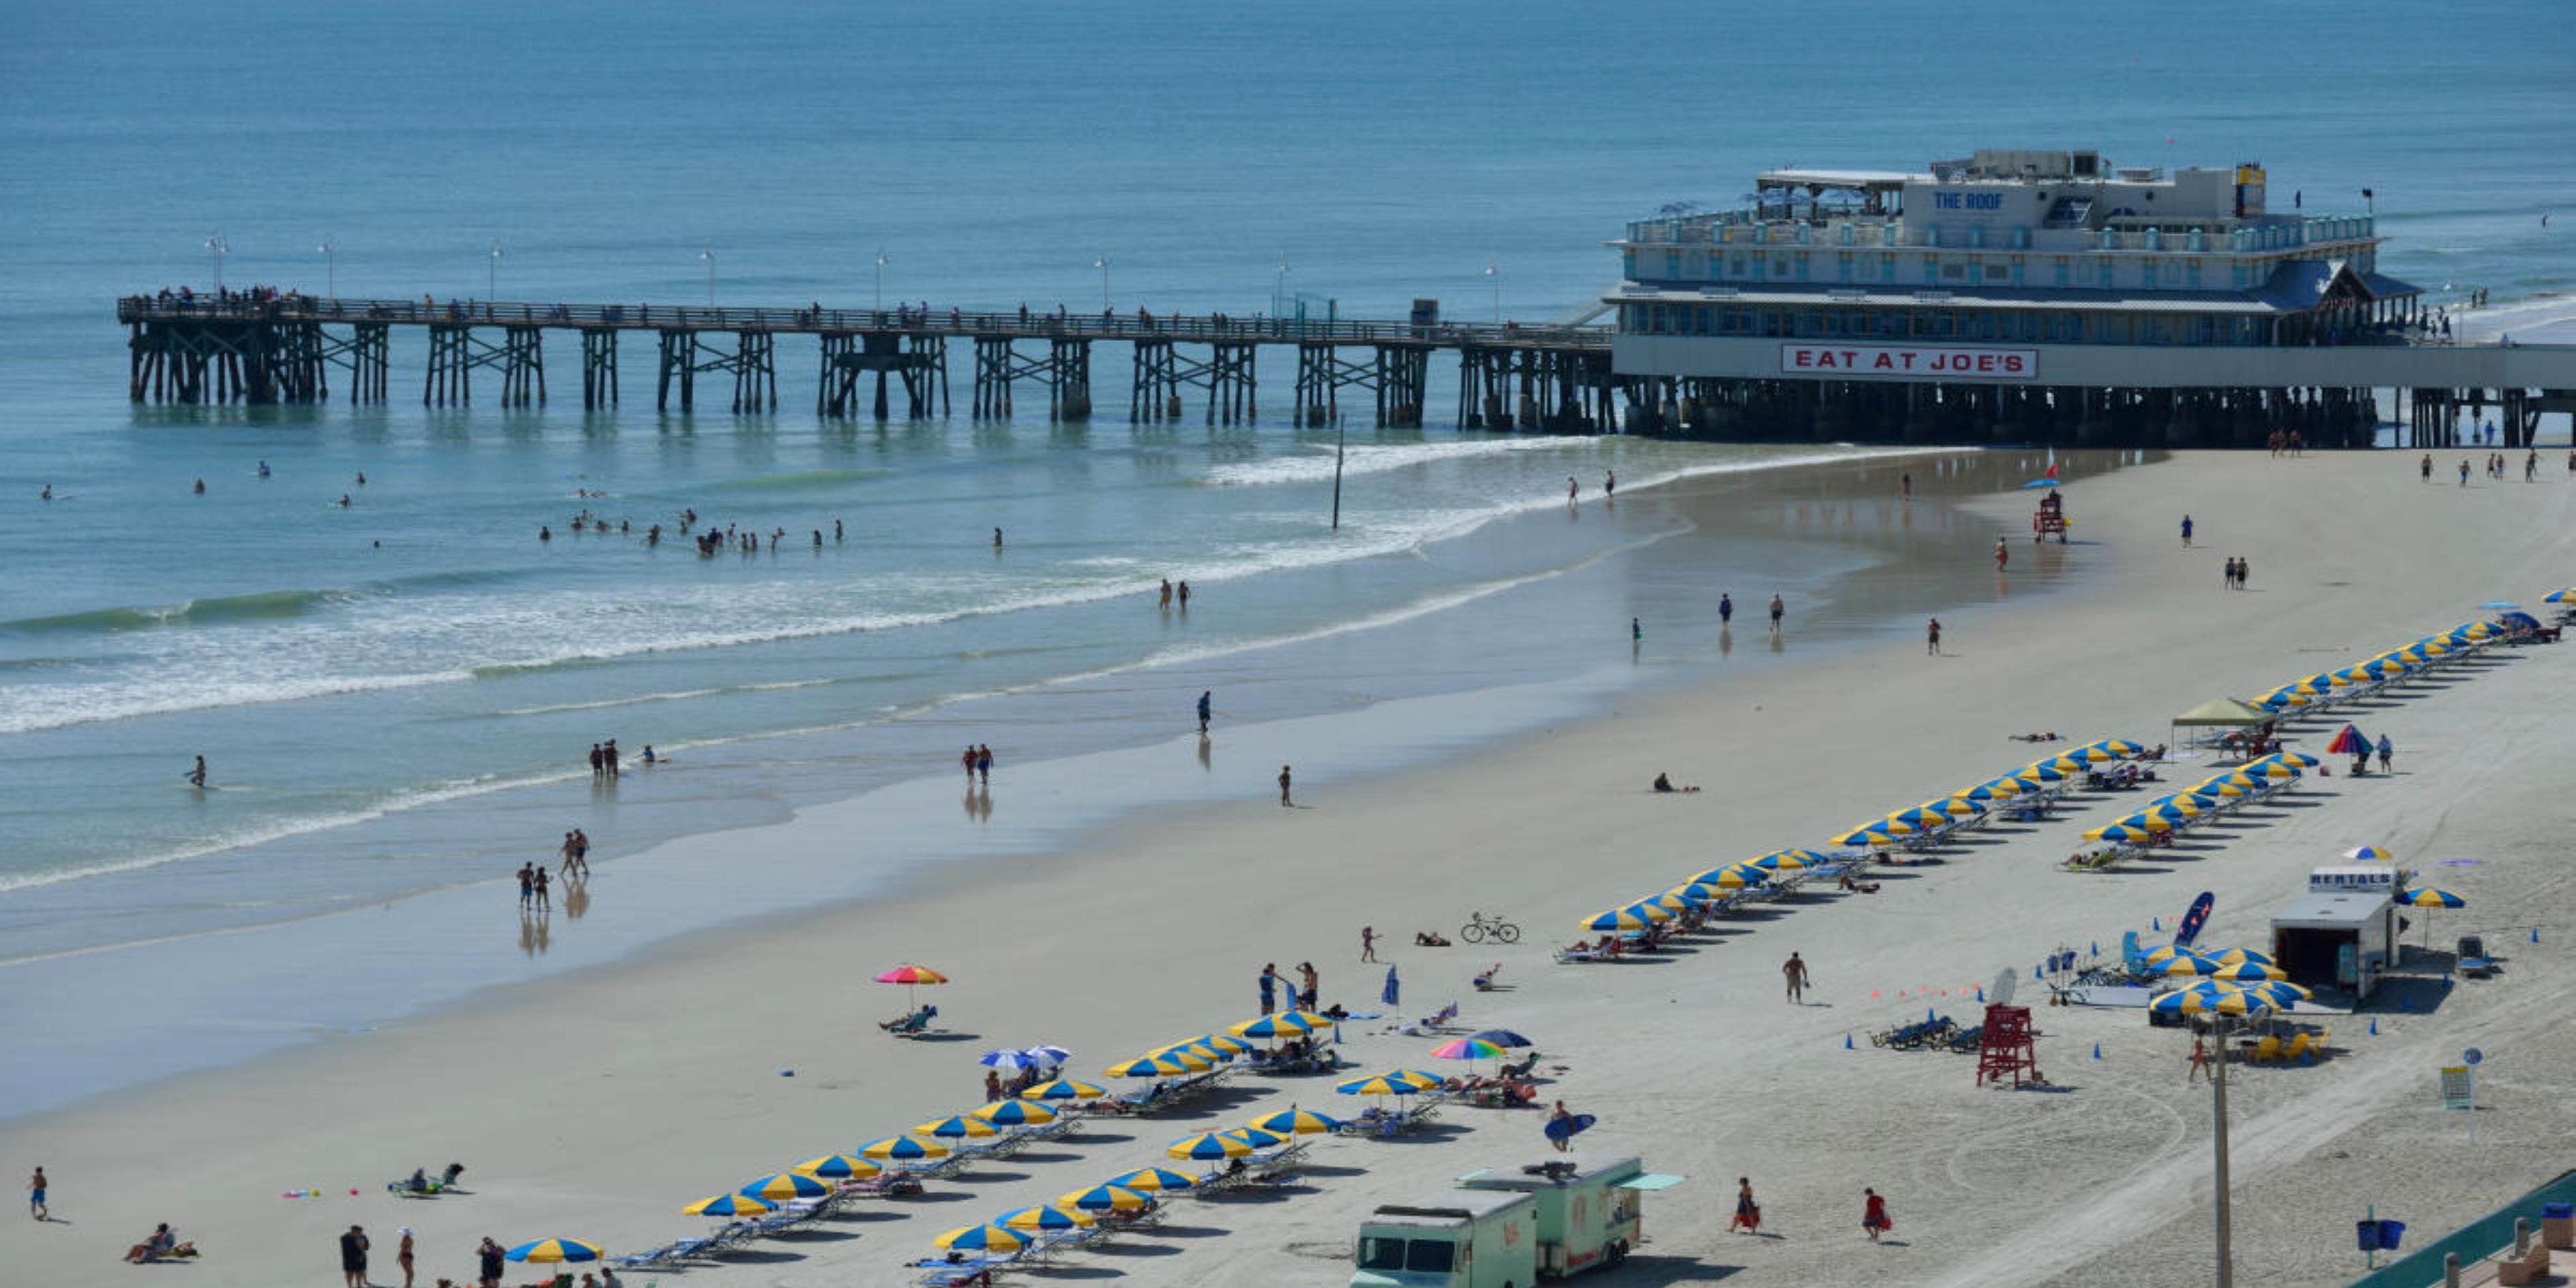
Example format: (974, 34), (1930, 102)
(1360, 926), (1378, 963)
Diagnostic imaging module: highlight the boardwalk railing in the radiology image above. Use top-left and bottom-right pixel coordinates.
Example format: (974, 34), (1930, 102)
(116, 294), (1611, 351)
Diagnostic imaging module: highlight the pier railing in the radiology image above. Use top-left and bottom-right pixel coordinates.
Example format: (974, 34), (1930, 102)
(115, 294), (1610, 351)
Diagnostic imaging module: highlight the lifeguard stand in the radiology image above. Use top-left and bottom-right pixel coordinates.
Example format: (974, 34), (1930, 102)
(2032, 490), (2068, 543)
(1976, 1003), (2043, 1087)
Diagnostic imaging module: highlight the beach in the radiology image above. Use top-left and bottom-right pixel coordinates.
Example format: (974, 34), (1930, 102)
(7, 445), (2573, 1287)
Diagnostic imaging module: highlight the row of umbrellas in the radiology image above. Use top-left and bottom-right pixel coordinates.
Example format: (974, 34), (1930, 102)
(1581, 850), (1833, 932)
(1834, 739), (2150, 850)
(2082, 753), (2316, 844)
(932, 1062), (1517, 1257)
(2249, 621), (2499, 715)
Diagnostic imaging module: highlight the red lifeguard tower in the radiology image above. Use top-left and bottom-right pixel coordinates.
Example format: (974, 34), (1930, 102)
(2031, 490), (2068, 544)
(1976, 1003), (2044, 1087)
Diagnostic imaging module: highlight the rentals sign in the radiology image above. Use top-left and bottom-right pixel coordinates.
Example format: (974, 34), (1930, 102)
(1780, 344), (2038, 381)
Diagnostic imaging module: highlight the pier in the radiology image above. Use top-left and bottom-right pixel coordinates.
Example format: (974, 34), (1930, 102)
(117, 295), (1619, 432)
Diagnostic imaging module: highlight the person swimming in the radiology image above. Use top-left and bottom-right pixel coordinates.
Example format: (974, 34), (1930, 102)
(257, 461), (270, 478)
(187, 755), (207, 788)
(193, 478), (206, 494)
(40, 484), (52, 500)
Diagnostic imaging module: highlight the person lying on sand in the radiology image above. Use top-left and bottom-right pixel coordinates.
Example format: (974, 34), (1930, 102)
(1838, 873), (1882, 894)
(2008, 732), (2064, 743)
(1414, 931), (1450, 947)
(1652, 772), (1701, 794)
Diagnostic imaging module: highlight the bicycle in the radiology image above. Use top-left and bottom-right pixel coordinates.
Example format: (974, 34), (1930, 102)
(1460, 911), (1521, 945)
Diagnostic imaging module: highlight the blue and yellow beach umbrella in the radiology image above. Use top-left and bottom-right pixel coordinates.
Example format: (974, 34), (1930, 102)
(1831, 828), (1900, 849)
(1250, 1108), (1346, 1136)
(1106, 1167), (1196, 1193)
(1755, 849), (1832, 868)
(1227, 1012), (1319, 1040)
(1105, 1052), (1206, 1077)
(934, 1224), (1030, 1254)
(1580, 906), (1651, 933)
(1167, 1132), (1254, 1161)
(1222, 1126), (1291, 1150)
(739, 1171), (833, 1201)
(2149, 981), (2268, 1018)
(858, 1135), (950, 1163)
(1020, 1078), (1106, 1102)
(794, 1155), (881, 1181)
(971, 1099), (1058, 1127)
(1956, 779), (2023, 804)
(1336, 1070), (1440, 1097)
(917, 1116), (1000, 1140)
(2397, 888), (2465, 908)
(1060, 1183), (1153, 1212)
(684, 1193), (775, 1218)
(999, 1204), (1095, 1232)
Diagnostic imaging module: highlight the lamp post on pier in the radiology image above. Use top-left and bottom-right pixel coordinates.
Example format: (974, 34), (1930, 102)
(1275, 254), (1290, 318)
(700, 248), (716, 307)
(1095, 254), (1111, 312)
(487, 239), (502, 301)
(874, 249), (888, 311)
(317, 235), (336, 299)
(205, 233), (229, 293)
(1485, 256), (1501, 325)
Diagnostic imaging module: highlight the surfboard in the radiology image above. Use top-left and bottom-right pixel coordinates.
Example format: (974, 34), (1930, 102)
(2174, 891), (2216, 947)
(1543, 1113), (1596, 1142)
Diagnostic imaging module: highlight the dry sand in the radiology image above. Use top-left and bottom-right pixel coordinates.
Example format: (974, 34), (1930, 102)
(7, 446), (2573, 1288)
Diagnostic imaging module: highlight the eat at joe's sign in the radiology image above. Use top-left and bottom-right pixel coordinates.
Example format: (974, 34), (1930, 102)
(1782, 344), (2038, 380)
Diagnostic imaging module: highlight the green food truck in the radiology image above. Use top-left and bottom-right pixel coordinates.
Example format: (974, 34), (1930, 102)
(1350, 1155), (1684, 1288)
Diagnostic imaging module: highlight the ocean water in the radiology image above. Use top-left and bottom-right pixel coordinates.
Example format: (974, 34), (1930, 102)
(2, 3), (2571, 1008)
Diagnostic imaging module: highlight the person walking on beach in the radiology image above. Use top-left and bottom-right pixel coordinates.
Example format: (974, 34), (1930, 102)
(187, 755), (207, 788)
(517, 863), (535, 908)
(1719, 593), (1733, 628)
(1926, 617), (1941, 656)
(396, 1226), (416, 1288)
(1258, 963), (1279, 1014)
(2459, 458), (2471, 486)
(28, 1167), (46, 1221)
(1361, 926), (1378, 963)
(588, 743), (604, 778)
(2236, 556), (2251, 591)
(1197, 690), (1212, 734)
(992, 527), (1004, 550)
(1730, 1177), (1761, 1233)
(2180, 515), (2194, 545)
(339, 1224), (370, 1288)
(984, 1069), (1005, 1102)
(1783, 951), (1810, 1004)
(478, 1236), (506, 1288)
(2376, 733), (2394, 773)
(2527, 449), (2539, 482)
(604, 739), (620, 777)
(1767, 594), (1784, 635)
(2188, 1034), (2214, 1084)
(534, 865), (551, 911)
(2420, 453), (2432, 481)
(1278, 764), (1293, 807)
(1994, 537), (2010, 574)
(976, 744), (993, 784)
(1632, 616), (1642, 645)
(1862, 1188), (1892, 1242)
(1298, 961), (1320, 1010)
(1567, 476), (1579, 503)
(1900, 472), (1913, 501)
(1177, 580), (1191, 609)
(963, 745), (978, 780)
(1160, 579), (1173, 610)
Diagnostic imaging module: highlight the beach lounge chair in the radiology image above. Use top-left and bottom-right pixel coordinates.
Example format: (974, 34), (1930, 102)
(2282, 1032), (2315, 1064)
(2251, 1035), (2282, 1064)
(1473, 963), (1503, 991)
(2459, 935), (2496, 978)
(880, 1004), (938, 1036)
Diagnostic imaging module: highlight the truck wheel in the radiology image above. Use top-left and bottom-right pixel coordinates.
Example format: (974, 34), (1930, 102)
(1607, 1240), (1628, 1267)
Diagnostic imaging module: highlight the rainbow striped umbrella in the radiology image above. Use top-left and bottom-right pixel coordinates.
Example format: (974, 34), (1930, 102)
(1430, 1038), (1505, 1062)
(934, 1225), (1029, 1254)
(684, 1192), (775, 1218)
(505, 1239), (603, 1265)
